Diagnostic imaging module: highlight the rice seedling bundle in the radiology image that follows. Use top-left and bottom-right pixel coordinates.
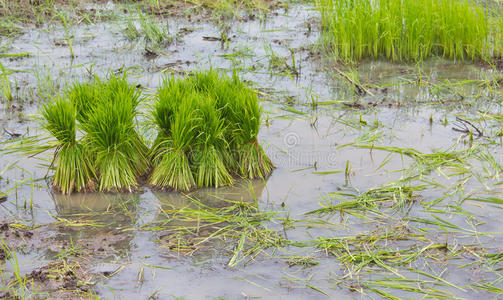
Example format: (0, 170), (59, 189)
(318, 0), (501, 62)
(41, 70), (272, 194)
(41, 97), (94, 194)
(42, 75), (149, 194)
(150, 91), (199, 191)
(150, 69), (273, 191)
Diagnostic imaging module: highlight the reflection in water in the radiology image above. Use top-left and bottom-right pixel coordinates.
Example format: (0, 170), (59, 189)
(153, 179), (267, 210)
(48, 192), (143, 259)
(51, 178), (267, 214)
(152, 178), (268, 233)
(51, 191), (141, 215)
(151, 178), (272, 259)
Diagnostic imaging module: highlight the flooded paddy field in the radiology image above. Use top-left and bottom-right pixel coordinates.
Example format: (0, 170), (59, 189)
(1, 1), (503, 299)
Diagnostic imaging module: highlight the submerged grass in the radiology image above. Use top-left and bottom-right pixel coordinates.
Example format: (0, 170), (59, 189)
(123, 11), (172, 51)
(308, 184), (424, 215)
(315, 236), (443, 275)
(344, 143), (494, 186)
(155, 197), (286, 266)
(318, 0), (503, 62)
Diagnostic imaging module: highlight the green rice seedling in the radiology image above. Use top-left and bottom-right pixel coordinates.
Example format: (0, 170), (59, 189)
(190, 70), (273, 178)
(41, 96), (94, 194)
(78, 75), (149, 192)
(186, 70), (240, 172)
(149, 77), (193, 185)
(318, 0), (500, 62)
(41, 74), (148, 194)
(150, 76), (191, 149)
(67, 81), (98, 123)
(263, 44), (298, 75)
(264, 44), (287, 71)
(123, 18), (141, 41)
(0, 61), (12, 102)
(57, 12), (74, 59)
(225, 77), (273, 179)
(83, 101), (138, 192)
(150, 93), (198, 191)
(139, 12), (171, 47)
(123, 11), (172, 51)
(95, 76), (149, 175)
(150, 69), (273, 190)
(191, 96), (234, 188)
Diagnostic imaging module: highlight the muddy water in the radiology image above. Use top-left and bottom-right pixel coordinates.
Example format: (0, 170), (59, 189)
(1, 2), (503, 299)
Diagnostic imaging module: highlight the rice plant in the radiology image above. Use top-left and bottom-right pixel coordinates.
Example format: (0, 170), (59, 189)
(41, 74), (148, 194)
(150, 69), (273, 191)
(0, 61), (12, 102)
(192, 96), (234, 188)
(210, 72), (274, 179)
(77, 75), (149, 192)
(58, 12), (74, 59)
(318, 0), (502, 62)
(190, 70), (273, 179)
(123, 11), (172, 51)
(41, 97), (94, 194)
(150, 93), (198, 191)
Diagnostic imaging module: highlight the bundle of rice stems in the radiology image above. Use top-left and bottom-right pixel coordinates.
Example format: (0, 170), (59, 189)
(150, 69), (273, 191)
(151, 93), (198, 191)
(42, 70), (271, 194)
(150, 77), (189, 165)
(189, 70), (239, 172)
(192, 95), (234, 188)
(42, 74), (149, 194)
(210, 72), (273, 179)
(41, 97), (94, 194)
(77, 75), (149, 192)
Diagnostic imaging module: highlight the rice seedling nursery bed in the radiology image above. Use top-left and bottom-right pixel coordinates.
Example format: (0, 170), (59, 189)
(1, 0), (503, 299)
